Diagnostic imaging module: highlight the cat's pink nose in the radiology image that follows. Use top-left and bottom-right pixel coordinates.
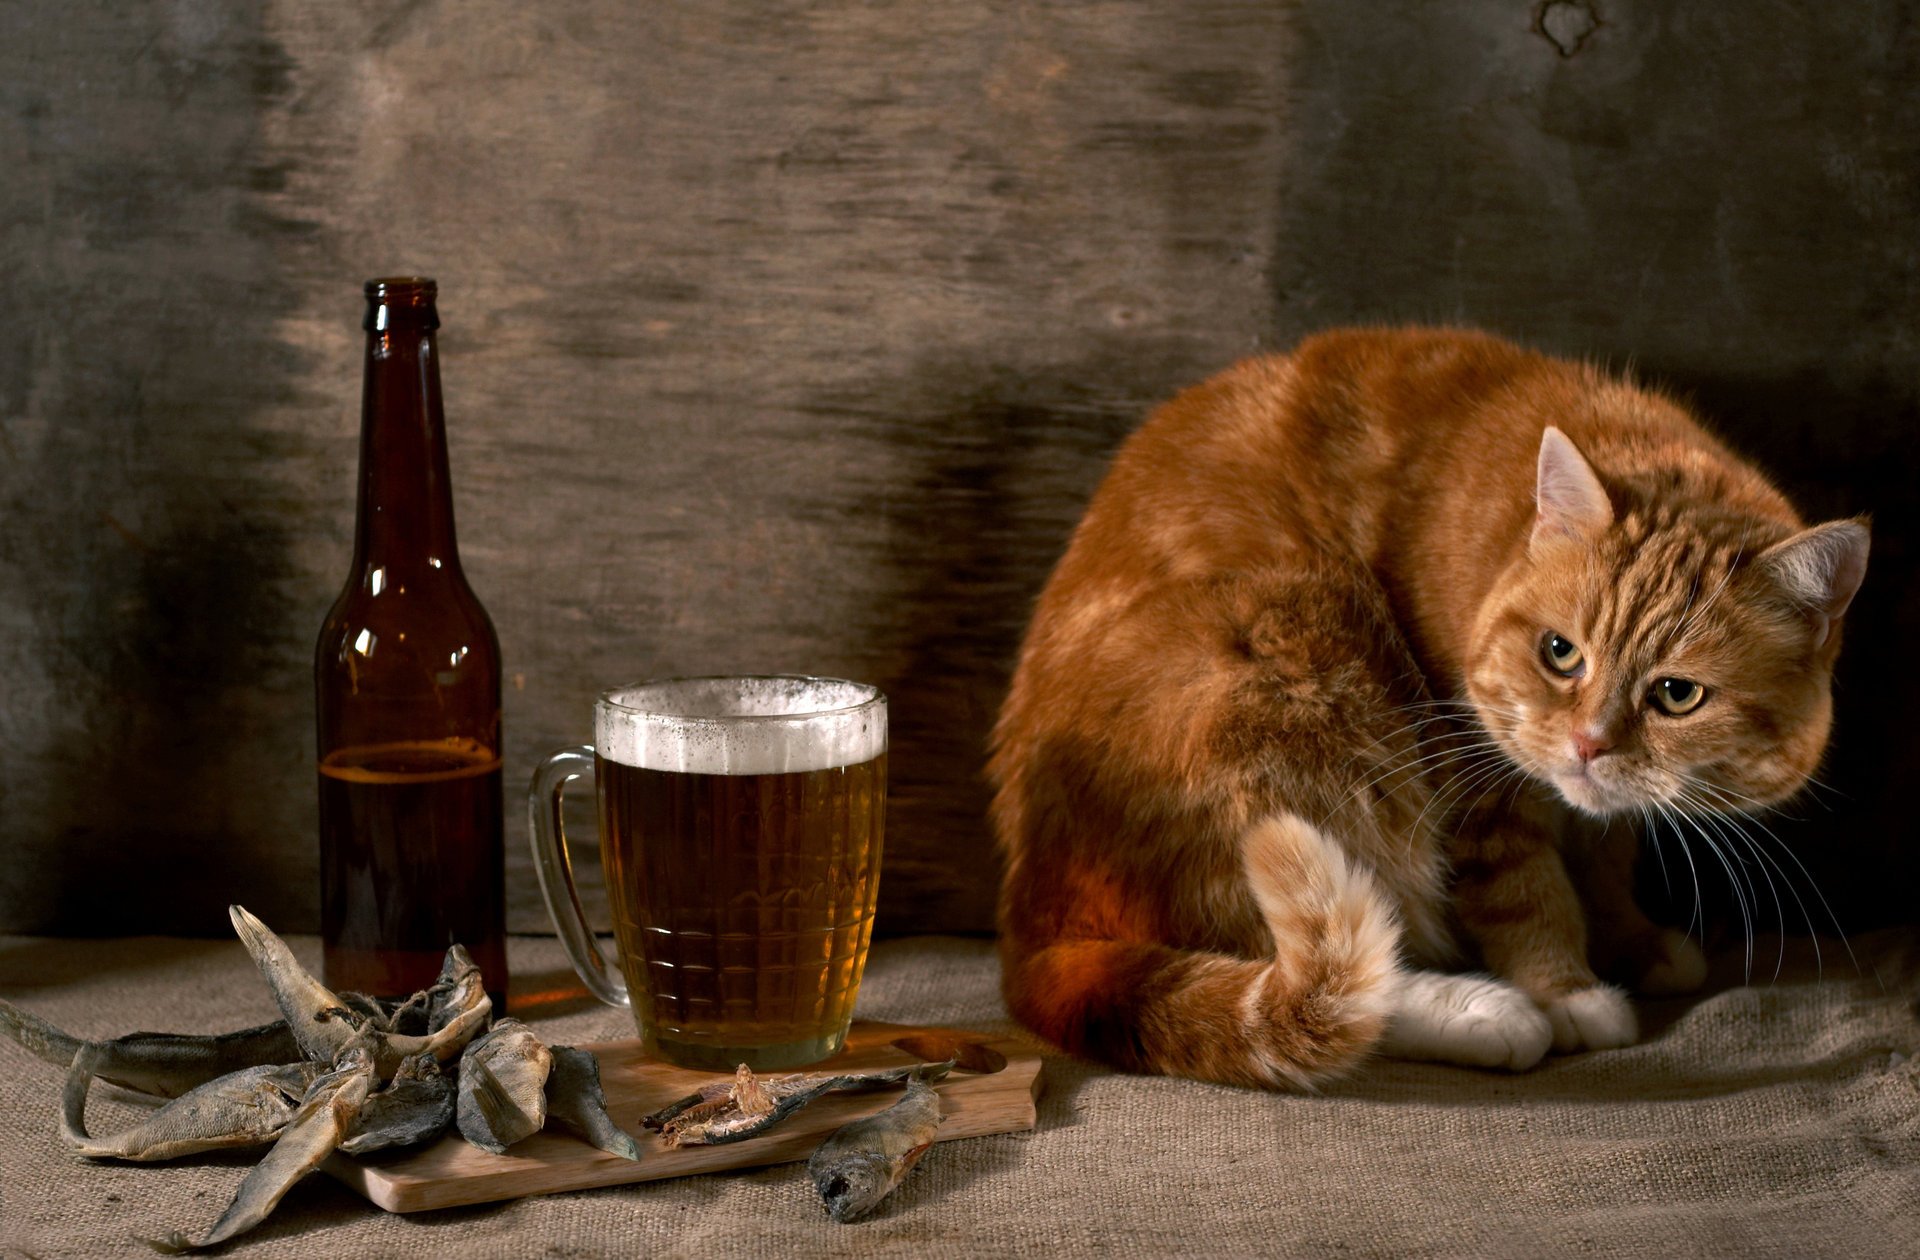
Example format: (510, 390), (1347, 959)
(1571, 728), (1614, 763)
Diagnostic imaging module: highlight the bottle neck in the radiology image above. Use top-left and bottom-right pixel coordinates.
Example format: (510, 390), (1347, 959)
(351, 304), (462, 576)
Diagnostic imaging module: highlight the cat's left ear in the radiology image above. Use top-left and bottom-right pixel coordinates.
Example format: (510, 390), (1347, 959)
(1756, 518), (1870, 649)
(1531, 426), (1614, 554)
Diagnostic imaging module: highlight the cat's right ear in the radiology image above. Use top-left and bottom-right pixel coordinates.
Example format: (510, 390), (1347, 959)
(1531, 426), (1614, 554)
(1755, 518), (1870, 650)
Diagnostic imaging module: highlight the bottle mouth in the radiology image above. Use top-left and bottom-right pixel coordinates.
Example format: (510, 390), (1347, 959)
(364, 277), (439, 331)
(365, 276), (437, 301)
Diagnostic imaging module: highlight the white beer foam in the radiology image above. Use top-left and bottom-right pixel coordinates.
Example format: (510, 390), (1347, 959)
(596, 676), (886, 776)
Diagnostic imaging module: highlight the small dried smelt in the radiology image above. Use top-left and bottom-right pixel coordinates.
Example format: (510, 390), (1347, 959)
(357, 944), (484, 1043)
(645, 1060), (952, 1148)
(545, 1045), (641, 1161)
(62, 1056), (323, 1163)
(228, 906), (489, 1076)
(424, 945), (486, 1035)
(808, 1076), (945, 1223)
(339, 1053), (455, 1157)
(228, 905), (369, 1064)
(456, 1019), (552, 1154)
(146, 1047), (375, 1254)
(0, 996), (299, 1100)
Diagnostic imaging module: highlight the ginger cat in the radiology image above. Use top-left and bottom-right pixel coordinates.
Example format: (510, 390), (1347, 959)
(990, 328), (1869, 1086)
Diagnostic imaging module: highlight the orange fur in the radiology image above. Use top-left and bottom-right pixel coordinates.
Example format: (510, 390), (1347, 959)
(991, 327), (1866, 1087)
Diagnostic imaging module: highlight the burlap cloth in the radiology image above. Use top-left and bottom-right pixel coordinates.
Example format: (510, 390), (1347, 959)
(0, 932), (1915, 1259)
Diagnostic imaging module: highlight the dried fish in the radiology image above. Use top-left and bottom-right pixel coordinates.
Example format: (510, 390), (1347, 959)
(228, 905), (489, 1075)
(146, 1047), (375, 1254)
(456, 1019), (552, 1154)
(424, 944), (486, 1034)
(227, 904), (370, 1063)
(807, 1076), (945, 1223)
(0, 996), (299, 1100)
(545, 1045), (641, 1161)
(645, 1060), (952, 1148)
(339, 1053), (455, 1157)
(61, 1056), (323, 1163)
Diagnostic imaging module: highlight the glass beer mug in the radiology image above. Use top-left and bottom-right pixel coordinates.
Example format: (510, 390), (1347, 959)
(529, 676), (886, 1071)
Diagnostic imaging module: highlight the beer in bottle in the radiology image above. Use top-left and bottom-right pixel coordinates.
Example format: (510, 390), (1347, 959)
(315, 277), (507, 1007)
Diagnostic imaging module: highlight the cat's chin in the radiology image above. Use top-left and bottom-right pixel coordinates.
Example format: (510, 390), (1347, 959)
(1548, 772), (1637, 818)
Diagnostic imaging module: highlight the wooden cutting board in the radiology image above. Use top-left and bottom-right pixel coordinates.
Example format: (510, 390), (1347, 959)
(323, 1021), (1043, 1213)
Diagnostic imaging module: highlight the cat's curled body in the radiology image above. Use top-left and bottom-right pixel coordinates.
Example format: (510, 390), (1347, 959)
(990, 328), (1868, 1088)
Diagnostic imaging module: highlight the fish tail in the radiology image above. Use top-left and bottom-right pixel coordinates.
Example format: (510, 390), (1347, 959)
(0, 996), (84, 1070)
(1002, 813), (1402, 1090)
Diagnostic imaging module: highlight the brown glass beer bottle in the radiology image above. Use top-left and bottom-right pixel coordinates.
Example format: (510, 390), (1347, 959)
(315, 277), (507, 1008)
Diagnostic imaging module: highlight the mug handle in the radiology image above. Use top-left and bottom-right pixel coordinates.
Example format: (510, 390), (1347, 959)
(527, 746), (629, 1008)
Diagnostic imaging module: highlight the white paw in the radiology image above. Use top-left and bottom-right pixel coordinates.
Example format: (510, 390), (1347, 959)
(1543, 985), (1638, 1053)
(1380, 972), (1553, 1072)
(1637, 930), (1708, 996)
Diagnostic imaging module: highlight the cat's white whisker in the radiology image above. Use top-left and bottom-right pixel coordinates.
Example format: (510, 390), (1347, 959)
(1339, 740), (1510, 805)
(1681, 777), (1858, 980)
(1636, 803), (1673, 899)
(1417, 756), (1536, 843)
(1679, 786), (1784, 982)
(1668, 798), (1753, 978)
(1651, 799), (1707, 944)
(1688, 798), (1785, 980)
(1708, 809), (1800, 983)
(1323, 742), (1517, 844)
(1683, 811), (1756, 982)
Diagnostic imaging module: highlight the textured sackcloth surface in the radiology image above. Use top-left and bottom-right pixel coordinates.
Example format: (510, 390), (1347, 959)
(0, 932), (1916, 1259)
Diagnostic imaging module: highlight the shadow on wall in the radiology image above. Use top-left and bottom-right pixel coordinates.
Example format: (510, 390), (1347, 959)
(1268, 0), (1920, 930)
(2, 1), (316, 933)
(792, 351), (1179, 934)
(38, 508), (302, 934)
(1638, 364), (1920, 939)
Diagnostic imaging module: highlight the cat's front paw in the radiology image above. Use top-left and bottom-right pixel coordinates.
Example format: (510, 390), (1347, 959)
(1542, 984), (1637, 1053)
(1380, 973), (1553, 1072)
(1635, 929), (1708, 996)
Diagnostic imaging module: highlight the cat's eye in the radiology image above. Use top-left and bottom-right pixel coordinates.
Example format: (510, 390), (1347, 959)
(1541, 632), (1584, 677)
(1650, 678), (1707, 715)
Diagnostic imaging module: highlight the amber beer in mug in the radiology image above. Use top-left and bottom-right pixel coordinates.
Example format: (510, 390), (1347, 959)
(530, 677), (886, 1070)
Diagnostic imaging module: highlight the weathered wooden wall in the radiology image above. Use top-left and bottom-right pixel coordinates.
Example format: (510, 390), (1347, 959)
(2, 1), (1914, 938)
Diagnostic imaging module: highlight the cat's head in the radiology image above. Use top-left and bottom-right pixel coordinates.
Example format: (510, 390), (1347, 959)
(1466, 427), (1868, 818)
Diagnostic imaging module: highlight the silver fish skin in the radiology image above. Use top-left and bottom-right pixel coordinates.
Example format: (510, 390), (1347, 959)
(456, 1019), (552, 1154)
(228, 905), (368, 1064)
(645, 1060), (953, 1148)
(425, 944), (485, 1034)
(145, 1047), (375, 1254)
(808, 1076), (945, 1223)
(62, 1058), (322, 1163)
(339, 1052), (455, 1157)
(228, 906), (490, 1076)
(0, 996), (299, 1099)
(545, 1045), (641, 1161)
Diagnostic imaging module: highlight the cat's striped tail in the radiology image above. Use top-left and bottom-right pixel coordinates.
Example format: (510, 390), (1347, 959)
(1000, 815), (1402, 1089)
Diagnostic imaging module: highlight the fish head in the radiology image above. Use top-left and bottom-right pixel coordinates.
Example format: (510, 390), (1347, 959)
(332, 1045), (375, 1074)
(438, 943), (479, 982)
(426, 957), (490, 1038)
(813, 1150), (898, 1223)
